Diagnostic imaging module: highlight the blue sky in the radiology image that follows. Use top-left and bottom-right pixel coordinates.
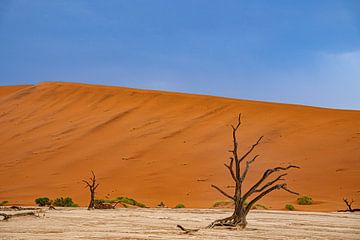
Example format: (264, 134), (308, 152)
(0, 0), (359, 109)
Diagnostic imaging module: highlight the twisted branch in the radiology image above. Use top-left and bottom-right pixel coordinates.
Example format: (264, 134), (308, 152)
(245, 183), (298, 213)
(211, 184), (235, 200)
(240, 155), (259, 182)
(242, 165), (299, 202)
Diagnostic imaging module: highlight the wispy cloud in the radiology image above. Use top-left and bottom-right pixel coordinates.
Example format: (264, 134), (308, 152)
(267, 50), (360, 109)
(319, 50), (360, 77)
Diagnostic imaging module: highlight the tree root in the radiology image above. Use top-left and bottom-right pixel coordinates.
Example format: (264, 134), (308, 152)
(206, 216), (236, 228)
(206, 215), (247, 229)
(177, 215), (246, 234)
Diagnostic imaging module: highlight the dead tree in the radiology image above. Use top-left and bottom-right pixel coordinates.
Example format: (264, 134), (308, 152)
(338, 198), (360, 212)
(0, 212), (36, 221)
(83, 171), (99, 210)
(177, 225), (200, 234)
(208, 114), (300, 229)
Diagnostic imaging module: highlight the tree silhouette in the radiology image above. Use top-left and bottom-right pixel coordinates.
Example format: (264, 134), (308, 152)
(208, 114), (300, 229)
(83, 171), (99, 210)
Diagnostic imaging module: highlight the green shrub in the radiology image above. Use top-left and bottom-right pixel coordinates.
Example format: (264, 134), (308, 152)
(0, 200), (9, 206)
(35, 197), (50, 206)
(53, 197), (78, 207)
(94, 199), (105, 204)
(116, 197), (136, 205)
(212, 200), (232, 208)
(97, 196), (147, 208)
(297, 196), (312, 205)
(285, 204), (295, 211)
(175, 203), (185, 208)
(114, 197), (147, 208)
(254, 203), (268, 210)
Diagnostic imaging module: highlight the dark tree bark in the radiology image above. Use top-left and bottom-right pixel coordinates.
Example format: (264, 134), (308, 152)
(83, 171), (99, 210)
(208, 114), (300, 229)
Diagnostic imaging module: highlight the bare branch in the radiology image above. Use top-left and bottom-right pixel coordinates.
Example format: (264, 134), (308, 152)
(344, 198), (354, 211)
(240, 155), (259, 182)
(253, 173), (287, 193)
(82, 180), (91, 187)
(243, 165), (299, 201)
(224, 157), (237, 183)
(231, 113), (242, 130)
(238, 136), (263, 163)
(282, 185), (299, 195)
(211, 184), (235, 200)
(246, 183), (298, 213)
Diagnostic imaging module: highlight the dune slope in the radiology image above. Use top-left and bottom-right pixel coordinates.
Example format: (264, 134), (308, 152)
(0, 82), (359, 211)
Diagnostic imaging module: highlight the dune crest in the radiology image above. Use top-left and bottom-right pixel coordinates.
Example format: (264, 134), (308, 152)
(0, 82), (359, 211)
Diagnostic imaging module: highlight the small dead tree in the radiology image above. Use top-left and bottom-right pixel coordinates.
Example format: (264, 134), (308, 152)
(208, 114), (300, 229)
(83, 171), (99, 210)
(338, 198), (360, 212)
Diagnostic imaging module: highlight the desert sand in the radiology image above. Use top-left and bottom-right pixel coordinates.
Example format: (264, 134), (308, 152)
(0, 82), (359, 211)
(0, 208), (359, 239)
(0, 85), (31, 98)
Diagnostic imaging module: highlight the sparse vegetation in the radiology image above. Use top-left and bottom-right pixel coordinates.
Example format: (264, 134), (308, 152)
(297, 196), (312, 205)
(212, 200), (233, 208)
(0, 200), (9, 206)
(94, 199), (105, 204)
(254, 203), (268, 210)
(212, 200), (267, 209)
(285, 204), (295, 211)
(175, 203), (185, 208)
(115, 197), (147, 207)
(35, 197), (50, 206)
(34, 197), (78, 207)
(93, 199), (115, 209)
(95, 196), (147, 208)
(53, 197), (78, 207)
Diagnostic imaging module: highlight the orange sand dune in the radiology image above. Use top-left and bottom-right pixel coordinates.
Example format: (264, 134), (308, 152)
(0, 82), (359, 211)
(0, 85), (31, 98)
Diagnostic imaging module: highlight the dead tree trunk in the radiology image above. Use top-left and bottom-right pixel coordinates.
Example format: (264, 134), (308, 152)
(0, 212), (36, 221)
(83, 171), (99, 210)
(208, 114), (300, 229)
